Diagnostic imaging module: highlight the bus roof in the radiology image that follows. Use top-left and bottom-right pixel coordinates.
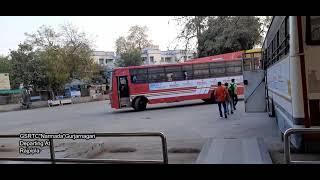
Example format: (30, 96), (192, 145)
(114, 51), (243, 71)
(188, 51), (244, 62)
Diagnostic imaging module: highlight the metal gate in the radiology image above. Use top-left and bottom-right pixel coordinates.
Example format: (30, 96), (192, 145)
(242, 52), (266, 113)
(0, 132), (168, 164)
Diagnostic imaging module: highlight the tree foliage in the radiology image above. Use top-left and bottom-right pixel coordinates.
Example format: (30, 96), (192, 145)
(0, 56), (11, 73)
(198, 16), (261, 57)
(174, 16), (209, 53)
(9, 43), (47, 89)
(115, 25), (153, 67)
(174, 16), (269, 57)
(115, 49), (143, 67)
(8, 24), (98, 95)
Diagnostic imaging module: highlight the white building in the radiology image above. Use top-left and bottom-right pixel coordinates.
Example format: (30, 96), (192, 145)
(92, 51), (116, 69)
(141, 46), (196, 65)
(160, 50), (195, 64)
(92, 47), (196, 68)
(141, 46), (162, 64)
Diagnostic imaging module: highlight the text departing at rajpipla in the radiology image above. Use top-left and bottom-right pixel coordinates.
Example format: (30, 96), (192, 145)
(18, 133), (96, 155)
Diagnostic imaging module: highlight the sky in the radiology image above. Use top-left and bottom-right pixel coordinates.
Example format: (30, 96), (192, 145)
(0, 16), (184, 56)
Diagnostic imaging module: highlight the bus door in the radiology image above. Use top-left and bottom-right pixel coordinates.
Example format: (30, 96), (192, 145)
(242, 52), (266, 112)
(117, 76), (130, 108)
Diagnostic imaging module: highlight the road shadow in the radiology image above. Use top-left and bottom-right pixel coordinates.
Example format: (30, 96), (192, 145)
(111, 101), (213, 114)
(110, 99), (244, 114)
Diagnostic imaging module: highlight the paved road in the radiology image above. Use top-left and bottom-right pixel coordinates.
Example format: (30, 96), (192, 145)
(0, 100), (280, 163)
(0, 100), (279, 139)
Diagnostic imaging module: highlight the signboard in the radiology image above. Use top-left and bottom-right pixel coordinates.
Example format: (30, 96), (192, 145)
(0, 73), (11, 90)
(149, 75), (243, 91)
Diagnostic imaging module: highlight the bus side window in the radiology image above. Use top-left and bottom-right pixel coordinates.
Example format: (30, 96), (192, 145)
(131, 75), (137, 83)
(307, 16), (320, 44)
(183, 71), (188, 80)
(167, 73), (173, 82)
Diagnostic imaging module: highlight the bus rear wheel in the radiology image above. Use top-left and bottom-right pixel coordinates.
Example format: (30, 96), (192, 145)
(133, 97), (147, 111)
(202, 94), (216, 104)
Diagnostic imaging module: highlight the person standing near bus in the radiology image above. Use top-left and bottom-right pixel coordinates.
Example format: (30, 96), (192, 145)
(224, 82), (233, 114)
(214, 82), (228, 118)
(229, 79), (238, 110)
(183, 71), (188, 80)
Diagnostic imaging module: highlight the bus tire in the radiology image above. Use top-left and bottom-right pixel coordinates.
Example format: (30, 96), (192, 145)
(202, 99), (215, 104)
(202, 93), (216, 104)
(133, 97), (147, 111)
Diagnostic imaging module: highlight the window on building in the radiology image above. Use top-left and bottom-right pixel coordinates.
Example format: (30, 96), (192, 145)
(165, 57), (171, 62)
(106, 59), (113, 64)
(150, 56), (154, 63)
(99, 58), (104, 65)
(142, 57), (147, 63)
(161, 57), (164, 62)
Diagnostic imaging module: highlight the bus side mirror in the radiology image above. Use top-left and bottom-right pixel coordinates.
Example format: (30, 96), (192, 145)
(244, 80), (248, 85)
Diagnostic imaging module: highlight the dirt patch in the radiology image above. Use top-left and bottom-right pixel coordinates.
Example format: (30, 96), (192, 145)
(0, 138), (205, 164)
(0, 146), (16, 152)
(266, 140), (320, 164)
(0, 144), (17, 153)
(269, 150), (320, 164)
(109, 147), (137, 153)
(168, 147), (200, 153)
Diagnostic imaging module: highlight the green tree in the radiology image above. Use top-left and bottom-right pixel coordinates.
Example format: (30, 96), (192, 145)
(60, 23), (97, 81)
(174, 16), (265, 57)
(37, 48), (69, 94)
(4, 24), (98, 96)
(173, 16), (209, 55)
(258, 16), (272, 45)
(0, 56), (11, 73)
(115, 25), (153, 67)
(24, 25), (67, 93)
(22, 24), (98, 94)
(115, 36), (129, 55)
(198, 16), (261, 57)
(126, 25), (153, 51)
(9, 43), (47, 89)
(115, 49), (142, 67)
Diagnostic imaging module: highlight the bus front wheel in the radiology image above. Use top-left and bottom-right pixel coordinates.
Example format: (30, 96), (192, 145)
(133, 97), (147, 111)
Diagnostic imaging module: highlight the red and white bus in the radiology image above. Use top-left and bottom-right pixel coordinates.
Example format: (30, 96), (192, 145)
(109, 53), (244, 111)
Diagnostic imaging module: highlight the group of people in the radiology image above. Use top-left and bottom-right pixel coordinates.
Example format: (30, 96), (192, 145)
(214, 79), (238, 118)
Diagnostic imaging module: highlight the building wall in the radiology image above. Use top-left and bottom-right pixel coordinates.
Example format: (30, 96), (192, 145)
(141, 46), (162, 65)
(92, 51), (116, 69)
(0, 73), (10, 90)
(160, 50), (195, 64)
(142, 47), (196, 65)
(92, 48), (196, 67)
